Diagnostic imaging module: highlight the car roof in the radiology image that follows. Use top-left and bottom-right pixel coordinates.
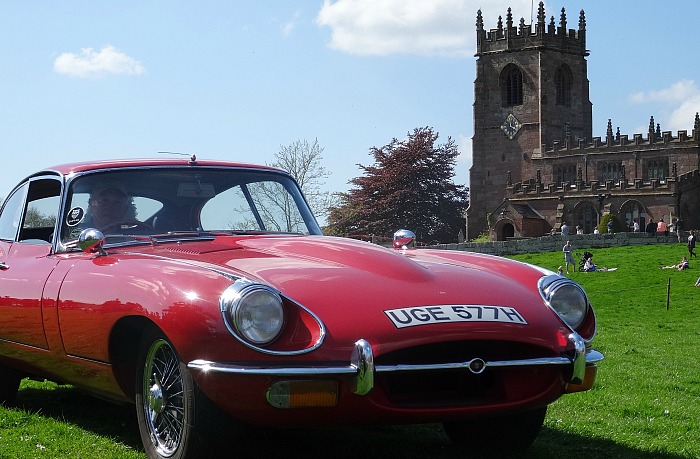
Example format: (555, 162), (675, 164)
(37, 157), (284, 177)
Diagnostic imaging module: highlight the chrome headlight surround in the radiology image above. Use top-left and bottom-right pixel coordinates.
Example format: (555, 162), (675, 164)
(538, 274), (589, 330)
(220, 280), (284, 347)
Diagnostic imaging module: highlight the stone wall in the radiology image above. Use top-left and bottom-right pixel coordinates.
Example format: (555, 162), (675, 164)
(428, 232), (679, 256)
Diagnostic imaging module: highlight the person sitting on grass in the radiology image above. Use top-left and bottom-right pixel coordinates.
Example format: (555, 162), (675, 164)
(695, 277), (700, 287)
(661, 256), (689, 271)
(583, 256), (617, 272)
(583, 256), (600, 272)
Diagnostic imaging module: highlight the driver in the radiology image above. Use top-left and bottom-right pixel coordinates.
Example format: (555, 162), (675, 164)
(86, 183), (136, 233)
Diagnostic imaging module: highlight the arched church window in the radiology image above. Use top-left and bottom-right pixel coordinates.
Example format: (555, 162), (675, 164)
(555, 65), (572, 107)
(619, 200), (647, 231)
(501, 65), (523, 107)
(574, 201), (598, 234)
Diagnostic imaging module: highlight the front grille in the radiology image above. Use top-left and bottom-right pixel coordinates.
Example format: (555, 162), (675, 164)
(374, 340), (558, 408)
(380, 366), (499, 407)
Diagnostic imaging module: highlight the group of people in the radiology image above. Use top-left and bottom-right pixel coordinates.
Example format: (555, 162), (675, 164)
(557, 217), (694, 238)
(644, 217), (691, 239)
(557, 220), (697, 283)
(560, 241), (615, 273)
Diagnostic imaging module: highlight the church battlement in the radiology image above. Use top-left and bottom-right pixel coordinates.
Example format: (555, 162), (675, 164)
(476, 2), (586, 56)
(507, 176), (678, 199)
(506, 167), (700, 203)
(535, 114), (700, 158)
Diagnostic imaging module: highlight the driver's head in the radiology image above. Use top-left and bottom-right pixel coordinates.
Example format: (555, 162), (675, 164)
(88, 185), (129, 229)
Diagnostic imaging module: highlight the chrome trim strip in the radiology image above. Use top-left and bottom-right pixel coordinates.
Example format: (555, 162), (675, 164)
(188, 336), (604, 395)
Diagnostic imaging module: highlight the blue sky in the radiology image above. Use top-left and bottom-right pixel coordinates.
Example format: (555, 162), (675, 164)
(1, 0), (698, 201)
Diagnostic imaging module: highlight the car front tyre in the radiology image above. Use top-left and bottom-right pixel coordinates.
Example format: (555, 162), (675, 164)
(0, 365), (23, 406)
(442, 407), (547, 457)
(136, 330), (213, 459)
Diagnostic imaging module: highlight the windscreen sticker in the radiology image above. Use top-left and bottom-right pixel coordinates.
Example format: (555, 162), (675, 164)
(66, 207), (85, 227)
(384, 305), (528, 329)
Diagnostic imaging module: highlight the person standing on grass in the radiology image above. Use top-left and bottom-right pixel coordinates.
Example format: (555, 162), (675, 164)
(688, 230), (696, 258)
(563, 240), (575, 274)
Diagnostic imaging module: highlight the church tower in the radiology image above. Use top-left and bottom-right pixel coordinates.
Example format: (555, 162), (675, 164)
(467, 3), (592, 239)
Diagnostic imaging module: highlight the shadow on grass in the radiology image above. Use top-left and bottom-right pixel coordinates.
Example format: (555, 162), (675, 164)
(9, 385), (688, 459)
(11, 383), (142, 451)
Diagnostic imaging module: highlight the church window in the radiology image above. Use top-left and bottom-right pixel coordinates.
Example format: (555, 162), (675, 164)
(555, 65), (572, 107)
(597, 162), (622, 182)
(646, 159), (669, 181)
(554, 164), (577, 185)
(575, 202), (598, 234)
(620, 201), (647, 231)
(501, 65), (523, 107)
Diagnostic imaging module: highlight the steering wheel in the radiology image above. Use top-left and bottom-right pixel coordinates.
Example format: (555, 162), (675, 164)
(102, 220), (154, 235)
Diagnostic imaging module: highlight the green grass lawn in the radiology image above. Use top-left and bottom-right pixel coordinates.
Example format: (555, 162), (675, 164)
(513, 243), (700, 459)
(1, 243), (698, 458)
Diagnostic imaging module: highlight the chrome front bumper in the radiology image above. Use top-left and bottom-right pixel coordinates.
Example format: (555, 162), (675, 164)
(188, 332), (604, 396)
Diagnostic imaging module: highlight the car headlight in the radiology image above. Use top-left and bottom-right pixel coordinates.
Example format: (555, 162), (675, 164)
(539, 275), (588, 329)
(221, 281), (284, 346)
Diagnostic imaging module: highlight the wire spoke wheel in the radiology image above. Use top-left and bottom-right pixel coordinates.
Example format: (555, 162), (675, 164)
(140, 338), (187, 458)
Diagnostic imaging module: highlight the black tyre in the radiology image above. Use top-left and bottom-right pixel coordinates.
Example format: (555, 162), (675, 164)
(443, 407), (547, 457)
(0, 364), (23, 406)
(135, 330), (215, 459)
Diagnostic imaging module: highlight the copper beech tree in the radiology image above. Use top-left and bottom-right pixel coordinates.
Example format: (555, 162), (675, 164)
(326, 127), (468, 244)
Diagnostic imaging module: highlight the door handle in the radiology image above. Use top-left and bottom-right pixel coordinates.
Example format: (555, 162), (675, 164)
(0, 261), (8, 270)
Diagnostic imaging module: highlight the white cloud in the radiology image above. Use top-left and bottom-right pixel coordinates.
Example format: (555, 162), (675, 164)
(281, 11), (302, 37)
(668, 94), (700, 132)
(629, 79), (697, 104)
(316, 0), (533, 57)
(54, 46), (145, 78)
(629, 79), (700, 132)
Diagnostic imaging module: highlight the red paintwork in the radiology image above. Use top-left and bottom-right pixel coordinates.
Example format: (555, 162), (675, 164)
(0, 160), (598, 427)
(40, 158), (283, 178)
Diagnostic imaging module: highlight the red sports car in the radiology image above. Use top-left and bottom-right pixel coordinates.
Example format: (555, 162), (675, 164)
(0, 158), (602, 458)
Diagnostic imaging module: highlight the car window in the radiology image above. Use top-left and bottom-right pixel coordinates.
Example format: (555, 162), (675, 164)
(200, 180), (308, 234)
(59, 168), (320, 246)
(67, 192), (163, 225)
(0, 179), (61, 244)
(0, 183), (28, 241)
(19, 178), (61, 243)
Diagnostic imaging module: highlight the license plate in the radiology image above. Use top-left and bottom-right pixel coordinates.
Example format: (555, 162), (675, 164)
(384, 305), (528, 329)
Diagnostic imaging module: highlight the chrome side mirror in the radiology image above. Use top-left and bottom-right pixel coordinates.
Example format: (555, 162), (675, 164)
(78, 228), (107, 255)
(393, 229), (416, 249)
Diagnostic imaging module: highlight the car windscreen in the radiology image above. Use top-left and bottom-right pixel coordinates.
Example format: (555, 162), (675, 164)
(60, 167), (321, 245)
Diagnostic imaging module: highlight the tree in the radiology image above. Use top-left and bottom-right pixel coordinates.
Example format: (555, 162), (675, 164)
(24, 206), (56, 228)
(326, 127), (468, 244)
(270, 138), (334, 220)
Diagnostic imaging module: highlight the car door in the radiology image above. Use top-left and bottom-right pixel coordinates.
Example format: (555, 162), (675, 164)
(0, 176), (62, 350)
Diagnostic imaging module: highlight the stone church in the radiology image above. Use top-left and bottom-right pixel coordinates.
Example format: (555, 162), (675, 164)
(466, 2), (700, 241)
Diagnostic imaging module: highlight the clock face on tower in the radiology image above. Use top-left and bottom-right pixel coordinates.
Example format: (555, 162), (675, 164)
(501, 114), (521, 140)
